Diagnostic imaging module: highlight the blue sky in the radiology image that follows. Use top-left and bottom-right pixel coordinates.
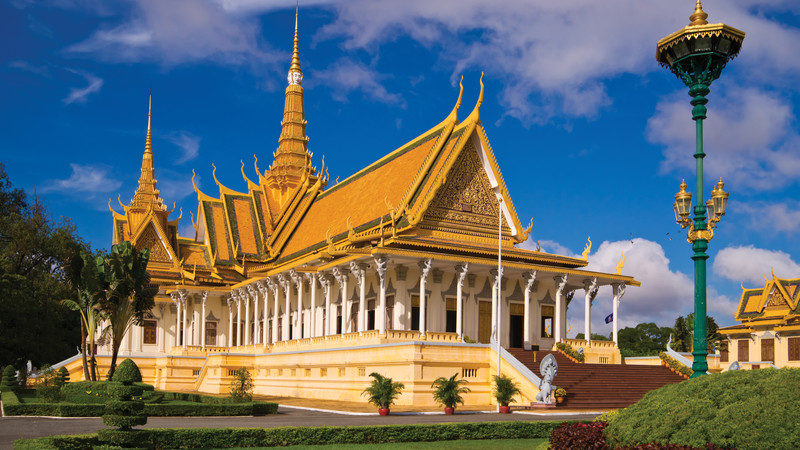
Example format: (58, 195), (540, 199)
(3, 0), (800, 333)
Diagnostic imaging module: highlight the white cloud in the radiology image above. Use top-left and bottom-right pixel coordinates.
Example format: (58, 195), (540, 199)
(7, 60), (49, 77)
(63, 70), (103, 104)
(41, 163), (121, 193)
(734, 200), (800, 234)
(311, 59), (405, 106)
(166, 131), (201, 164)
(713, 245), (800, 286)
(66, 0), (279, 67)
(649, 84), (800, 192)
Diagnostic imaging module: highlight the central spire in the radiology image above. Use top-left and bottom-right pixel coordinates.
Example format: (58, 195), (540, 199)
(268, 7), (313, 198)
(131, 93), (166, 212)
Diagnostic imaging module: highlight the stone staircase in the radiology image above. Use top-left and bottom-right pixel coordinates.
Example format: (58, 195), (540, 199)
(506, 348), (685, 410)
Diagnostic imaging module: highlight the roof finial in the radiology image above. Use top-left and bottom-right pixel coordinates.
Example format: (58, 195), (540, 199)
(145, 90), (152, 155)
(689, 0), (709, 26)
(289, 6), (301, 75)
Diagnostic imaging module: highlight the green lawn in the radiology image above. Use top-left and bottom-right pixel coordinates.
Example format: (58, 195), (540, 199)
(223, 439), (549, 450)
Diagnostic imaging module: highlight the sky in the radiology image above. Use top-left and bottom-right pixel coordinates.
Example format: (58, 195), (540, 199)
(3, 0), (800, 335)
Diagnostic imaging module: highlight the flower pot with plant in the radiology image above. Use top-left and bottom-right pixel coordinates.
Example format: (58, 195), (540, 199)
(554, 387), (567, 404)
(362, 372), (404, 415)
(431, 373), (471, 414)
(493, 374), (521, 413)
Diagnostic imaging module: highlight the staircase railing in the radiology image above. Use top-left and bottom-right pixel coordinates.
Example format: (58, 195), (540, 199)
(491, 339), (542, 387)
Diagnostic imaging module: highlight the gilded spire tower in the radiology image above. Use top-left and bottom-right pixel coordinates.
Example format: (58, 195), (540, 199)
(267, 8), (315, 199)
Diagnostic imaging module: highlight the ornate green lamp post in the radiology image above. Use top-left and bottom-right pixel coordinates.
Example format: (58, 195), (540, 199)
(657, 1), (744, 378)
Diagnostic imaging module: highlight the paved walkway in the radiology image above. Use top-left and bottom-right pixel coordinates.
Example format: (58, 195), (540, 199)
(1, 400), (604, 449)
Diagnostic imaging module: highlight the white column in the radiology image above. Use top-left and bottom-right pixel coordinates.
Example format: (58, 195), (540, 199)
(418, 259), (432, 338)
(158, 304), (166, 353)
(375, 256), (388, 336)
(235, 291), (242, 347)
(277, 274), (290, 341)
(350, 261), (366, 333)
(554, 275), (568, 342)
(201, 291), (208, 349)
(612, 283), (626, 345)
(171, 292), (181, 348)
(290, 270), (303, 340)
(248, 285), (258, 345)
(583, 278), (598, 345)
(490, 268), (503, 346)
(227, 297), (234, 347)
(318, 273), (332, 336)
(455, 263), (469, 341)
(332, 267), (349, 334)
(306, 273), (317, 338)
(179, 290), (188, 349)
(258, 281), (269, 345)
(243, 289), (251, 346)
(266, 278), (280, 343)
(522, 271), (537, 350)
(190, 296), (198, 346)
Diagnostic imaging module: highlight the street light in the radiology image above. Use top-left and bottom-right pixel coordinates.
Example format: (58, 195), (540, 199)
(658, 1), (744, 378)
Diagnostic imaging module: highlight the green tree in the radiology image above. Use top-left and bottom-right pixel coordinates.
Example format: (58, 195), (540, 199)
(102, 241), (158, 379)
(0, 163), (86, 369)
(618, 323), (673, 357)
(686, 313), (721, 352)
(229, 367), (254, 402)
(431, 373), (471, 410)
(62, 250), (107, 381)
(672, 316), (691, 352)
(575, 333), (611, 341)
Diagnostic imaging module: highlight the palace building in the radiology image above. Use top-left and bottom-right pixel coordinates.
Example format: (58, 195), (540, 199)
(61, 13), (639, 405)
(718, 273), (800, 370)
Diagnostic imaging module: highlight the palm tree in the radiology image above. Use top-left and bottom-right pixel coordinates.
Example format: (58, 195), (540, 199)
(62, 251), (106, 381)
(102, 241), (157, 379)
(431, 373), (471, 411)
(492, 374), (521, 407)
(362, 372), (404, 411)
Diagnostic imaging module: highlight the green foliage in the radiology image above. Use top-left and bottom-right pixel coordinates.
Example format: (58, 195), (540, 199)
(553, 387), (566, 398)
(57, 366), (70, 384)
(672, 316), (691, 352)
(362, 372), (405, 409)
(16, 421), (564, 449)
(1, 364), (18, 392)
(686, 313), (721, 352)
(462, 335), (477, 344)
(102, 377), (147, 431)
(492, 374), (521, 406)
(229, 367), (254, 403)
(594, 408), (620, 423)
(659, 352), (693, 377)
(431, 373), (471, 409)
(604, 368), (800, 450)
(111, 359), (142, 384)
(0, 163), (86, 370)
(556, 342), (584, 362)
(574, 333), (611, 341)
(36, 365), (65, 403)
(618, 322), (673, 357)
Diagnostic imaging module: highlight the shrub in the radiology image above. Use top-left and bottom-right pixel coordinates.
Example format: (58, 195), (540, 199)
(1, 365), (18, 393)
(229, 367), (254, 403)
(550, 421), (608, 450)
(431, 373), (470, 410)
(36, 365), (65, 403)
(492, 374), (521, 406)
(604, 368), (800, 450)
(362, 372), (404, 410)
(554, 387), (567, 399)
(58, 366), (70, 384)
(112, 359), (142, 383)
(659, 352), (693, 377)
(556, 342), (584, 362)
(101, 359), (146, 432)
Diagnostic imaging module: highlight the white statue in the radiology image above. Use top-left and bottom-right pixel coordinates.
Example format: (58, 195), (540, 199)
(535, 353), (558, 403)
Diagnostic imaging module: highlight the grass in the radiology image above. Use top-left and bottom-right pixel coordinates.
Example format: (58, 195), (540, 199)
(221, 439), (549, 450)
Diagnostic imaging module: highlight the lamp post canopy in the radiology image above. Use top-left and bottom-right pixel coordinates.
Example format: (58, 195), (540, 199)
(656, 1), (745, 86)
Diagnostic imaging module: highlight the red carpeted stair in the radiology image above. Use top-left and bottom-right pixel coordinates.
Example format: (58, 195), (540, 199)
(506, 348), (685, 410)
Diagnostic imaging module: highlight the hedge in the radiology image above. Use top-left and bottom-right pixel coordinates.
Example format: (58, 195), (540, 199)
(15, 421), (564, 449)
(659, 352), (693, 378)
(3, 399), (275, 417)
(556, 342), (584, 362)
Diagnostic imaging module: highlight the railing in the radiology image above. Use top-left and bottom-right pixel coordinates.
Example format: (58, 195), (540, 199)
(425, 332), (460, 343)
(492, 339), (542, 387)
(562, 338), (617, 349)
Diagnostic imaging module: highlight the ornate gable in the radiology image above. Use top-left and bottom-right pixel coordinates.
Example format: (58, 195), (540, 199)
(136, 222), (173, 264)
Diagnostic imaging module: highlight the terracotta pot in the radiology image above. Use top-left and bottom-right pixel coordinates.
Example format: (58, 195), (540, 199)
(499, 405), (511, 414)
(378, 408), (390, 416)
(556, 396), (564, 404)
(444, 407), (455, 415)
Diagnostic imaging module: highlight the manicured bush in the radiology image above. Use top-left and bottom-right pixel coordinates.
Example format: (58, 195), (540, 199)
(1, 365), (19, 393)
(57, 367), (70, 384)
(113, 359), (142, 383)
(229, 367), (253, 402)
(556, 342), (584, 362)
(101, 359), (146, 431)
(659, 352), (693, 378)
(36, 365), (66, 403)
(604, 368), (800, 450)
(15, 421), (564, 449)
(550, 421), (608, 449)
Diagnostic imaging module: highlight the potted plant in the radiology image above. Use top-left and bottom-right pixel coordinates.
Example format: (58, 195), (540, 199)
(431, 373), (471, 414)
(492, 374), (521, 413)
(362, 372), (404, 415)
(554, 387), (567, 404)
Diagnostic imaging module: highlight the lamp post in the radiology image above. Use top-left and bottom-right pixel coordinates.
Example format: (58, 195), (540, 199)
(657, 1), (743, 378)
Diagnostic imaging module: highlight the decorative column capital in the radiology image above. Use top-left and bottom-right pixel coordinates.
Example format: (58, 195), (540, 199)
(523, 271), (537, 291)
(349, 261), (366, 287)
(332, 266), (349, 285)
(612, 282), (627, 301)
(246, 284), (257, 299)
(201, 290), (208, 305)
(317, 272), (331, 295)
(555, 274), (568, 294)
(374, 256), (388, 282)
(583, 277), (599, 301)
(226, 295), (234, 308)
(455, 263), (469, 287)
(418, 259), (432, 282)
(289, 269), (303, 288)
(177, 289), (188, 304)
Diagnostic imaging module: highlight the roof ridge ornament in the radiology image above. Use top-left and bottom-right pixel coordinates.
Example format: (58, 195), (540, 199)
(465, 72), (484, 123)
(689, 0), (709, 27)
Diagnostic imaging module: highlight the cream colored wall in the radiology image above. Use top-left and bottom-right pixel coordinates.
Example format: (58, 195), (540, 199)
(726, 333), (800, 370)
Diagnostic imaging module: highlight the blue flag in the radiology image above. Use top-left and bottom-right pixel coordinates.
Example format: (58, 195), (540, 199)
(604, 313), (613, 324)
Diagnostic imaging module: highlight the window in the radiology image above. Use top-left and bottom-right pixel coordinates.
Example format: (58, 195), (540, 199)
(367, 299), (376, 330)
(386, 295), (394, 330)
(761, 338), (774, 362)
(445, 298), (457, 333)
(738, 339), (749, 362)
(541, 306), (554, 338)
(205, 321), (217, 346)
(411, 295), (420, 331)
(789, 337), (800, 361)
(720, 344), (729, 363)
(143, 320), (157, 345)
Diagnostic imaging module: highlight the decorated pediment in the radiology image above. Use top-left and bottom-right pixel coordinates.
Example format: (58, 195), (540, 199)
(135, 222), (175, 264)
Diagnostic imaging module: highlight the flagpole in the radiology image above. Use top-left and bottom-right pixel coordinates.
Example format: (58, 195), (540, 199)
(496, 196), (503, 412)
